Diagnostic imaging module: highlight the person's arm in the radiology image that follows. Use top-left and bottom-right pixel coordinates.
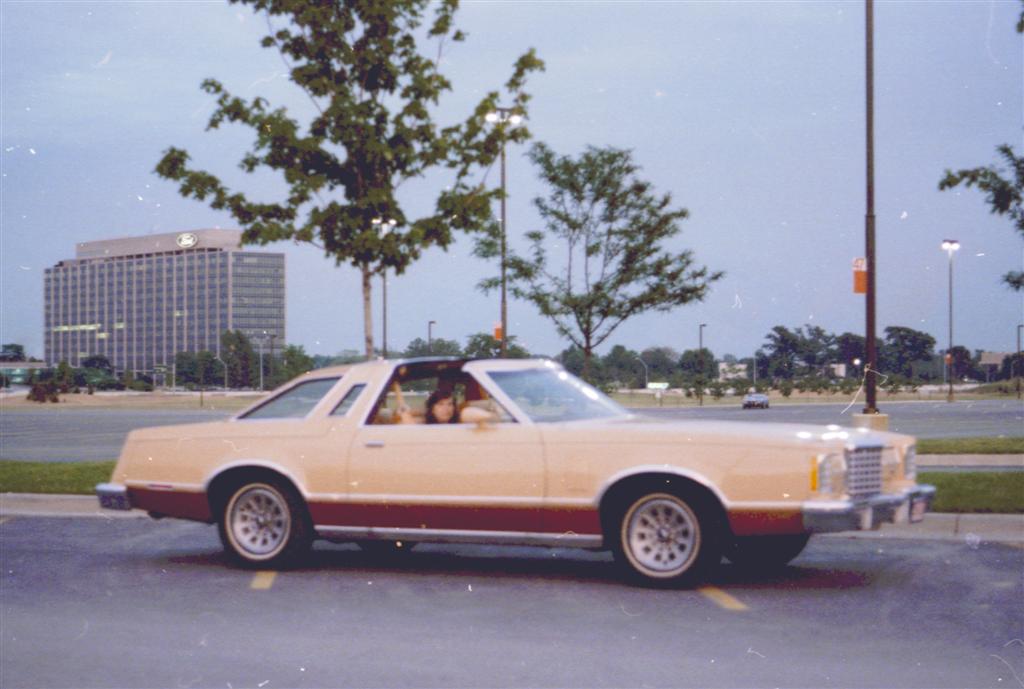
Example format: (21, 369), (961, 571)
(392, 382), (417, 424)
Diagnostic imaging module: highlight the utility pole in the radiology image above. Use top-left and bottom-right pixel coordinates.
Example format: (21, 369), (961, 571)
(1017, 324), (1022, 400)
(698, 323), (707, 407)
(863, 0), (878, 415)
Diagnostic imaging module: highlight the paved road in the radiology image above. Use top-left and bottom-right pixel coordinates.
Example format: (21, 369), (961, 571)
(638, 398), (1024, 439)
(1, 515), (1020, 688)
(2, 399), (1020, 462)
(0, 408), (232, 461)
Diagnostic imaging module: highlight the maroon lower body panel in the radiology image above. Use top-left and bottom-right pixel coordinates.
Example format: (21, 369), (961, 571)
(308, 501), (602, 536)
(129, 487), (212, 522)
(727, 509), (804, 536)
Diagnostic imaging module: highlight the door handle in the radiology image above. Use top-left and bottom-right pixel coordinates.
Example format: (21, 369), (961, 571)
(364, 440), (385, 448)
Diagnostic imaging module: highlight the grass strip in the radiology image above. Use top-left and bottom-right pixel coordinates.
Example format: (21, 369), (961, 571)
(919, 471), (1024, 514)
(0, 460), (115, 495)
(1, 462), (1019, 515)
(917, 437), (1024, 455)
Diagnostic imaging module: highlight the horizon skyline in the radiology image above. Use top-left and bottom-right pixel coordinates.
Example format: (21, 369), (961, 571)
(3, 1), (1022, 363)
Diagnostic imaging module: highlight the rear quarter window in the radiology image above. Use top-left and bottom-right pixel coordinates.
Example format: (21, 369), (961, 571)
(240, 378), (340, 420)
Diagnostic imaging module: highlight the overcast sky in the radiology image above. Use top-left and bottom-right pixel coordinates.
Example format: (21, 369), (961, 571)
(2, 0), (1022, 361)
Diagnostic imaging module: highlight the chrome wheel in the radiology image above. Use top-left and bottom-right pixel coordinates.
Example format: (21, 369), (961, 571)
(622, 493), (700, 578)
(226, 484), (291, 560)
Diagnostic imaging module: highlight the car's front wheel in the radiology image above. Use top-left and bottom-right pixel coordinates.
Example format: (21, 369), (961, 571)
(612, 489), (721, 587)
(727, 533), (810, 570)
(218, 479), (312, 568)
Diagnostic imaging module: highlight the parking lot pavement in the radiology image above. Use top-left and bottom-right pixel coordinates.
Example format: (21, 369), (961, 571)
(1, 516), (1021, 689)
(2, 492), (1021, 543)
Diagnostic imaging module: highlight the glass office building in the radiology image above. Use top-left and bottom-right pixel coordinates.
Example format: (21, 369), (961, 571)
(44, 229), (285, 375)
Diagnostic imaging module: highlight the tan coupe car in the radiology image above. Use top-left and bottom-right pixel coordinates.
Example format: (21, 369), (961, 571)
(97, 358), (934, 586)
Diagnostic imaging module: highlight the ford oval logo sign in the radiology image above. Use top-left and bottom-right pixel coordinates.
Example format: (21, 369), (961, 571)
(176, 232), (198, 249)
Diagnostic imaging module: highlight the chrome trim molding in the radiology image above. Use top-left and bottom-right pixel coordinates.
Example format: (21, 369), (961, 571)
(314, 525), (604, 549)
(305, 493), (594, 509)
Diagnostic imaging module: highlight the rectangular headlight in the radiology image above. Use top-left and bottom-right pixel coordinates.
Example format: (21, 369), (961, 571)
(815, 452), (846, 495)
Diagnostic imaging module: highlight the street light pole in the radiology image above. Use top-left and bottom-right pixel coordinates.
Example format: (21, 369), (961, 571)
(372, 218), (397, 359)
(214, 354), (228, 390)
(485, 107), (523, 358)
(428, 320), (436, 354)
(698, 323), (707, 407)
(1017, 323), (1022, 400)
(635, 355), (649, 389)
(258, 337), (264, 392)
(863, 0), (879, 415)
(942, 239), (960, 402)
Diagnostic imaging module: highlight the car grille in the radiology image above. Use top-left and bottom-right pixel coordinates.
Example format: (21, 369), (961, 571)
(846, 445), (883, 498)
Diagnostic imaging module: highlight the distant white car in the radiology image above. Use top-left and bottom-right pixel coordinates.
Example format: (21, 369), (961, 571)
(742, 393), (770, 409)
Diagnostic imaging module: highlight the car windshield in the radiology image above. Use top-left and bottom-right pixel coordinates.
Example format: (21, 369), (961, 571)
(487, 367), (629, 423)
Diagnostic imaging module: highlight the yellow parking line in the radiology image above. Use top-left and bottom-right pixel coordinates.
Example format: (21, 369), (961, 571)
(250, 571), (277, 590)
(698, 586), (748, 611)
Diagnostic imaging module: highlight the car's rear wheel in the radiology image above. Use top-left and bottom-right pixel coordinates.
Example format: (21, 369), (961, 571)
(727, 533), (811, 570)
(218, 479), (312, 568)
(611, 489), (721, 587)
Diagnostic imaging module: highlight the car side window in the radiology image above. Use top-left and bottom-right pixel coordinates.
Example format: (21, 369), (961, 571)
(240, 378), (340, 420)
(330, 384), (366, 417)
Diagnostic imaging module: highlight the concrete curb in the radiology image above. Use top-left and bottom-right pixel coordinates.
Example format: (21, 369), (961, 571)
(2, 493), (1021, 544)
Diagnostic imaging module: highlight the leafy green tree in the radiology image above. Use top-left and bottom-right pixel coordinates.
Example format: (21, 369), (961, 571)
(678, 348), (716, 382)
(557, 345), (607, 384)
(54, 360), (74, 393)
(762, 326), (802, 379)
(938, 9), (1023, 289)
(463, 333), (529, 359)
(834, 332), (866, 371)
(492, 143), (721, 378)
(601, 344), (644, 388)
(797, 325), (835, 376)
(267, 344), (315, 387)
(221, 330), (257, 388)
(947, 345), (977, 380)
(1000, 352), (1024, 381)
(155, 0), (544, 357)
(403, 337), (462, 358)
(174, 351), (199, 385)
(939, 144), (1023, 290)
(883, 326), (936, 377)
(641, 347), (680, 385)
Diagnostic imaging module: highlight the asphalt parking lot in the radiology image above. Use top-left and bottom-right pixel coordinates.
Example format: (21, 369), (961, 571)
(1, 515), (1021, 688)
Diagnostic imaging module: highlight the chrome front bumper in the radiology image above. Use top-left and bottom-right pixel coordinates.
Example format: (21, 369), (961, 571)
(96, 483), (132, 511)
(803, 485), (936, 533)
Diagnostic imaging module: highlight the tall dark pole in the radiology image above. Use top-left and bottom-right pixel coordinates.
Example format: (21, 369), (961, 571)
(1017, 324), (1022, 400)
(428, 320), (436, 354)
(947, 250), (954, 402)
(941, 240), (959, 402)
(863, 0), (878, 414)
(382, 271), (388, 359)
(698, 323), (706, 407)
(487, 107), (521, 358)
(500, 139), (508, 358)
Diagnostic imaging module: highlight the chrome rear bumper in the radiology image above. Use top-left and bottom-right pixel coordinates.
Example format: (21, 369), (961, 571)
(803, 485), (936, 533)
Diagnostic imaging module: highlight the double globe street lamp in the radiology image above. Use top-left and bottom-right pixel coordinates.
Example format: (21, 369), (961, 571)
(485, 107), (523, 357)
